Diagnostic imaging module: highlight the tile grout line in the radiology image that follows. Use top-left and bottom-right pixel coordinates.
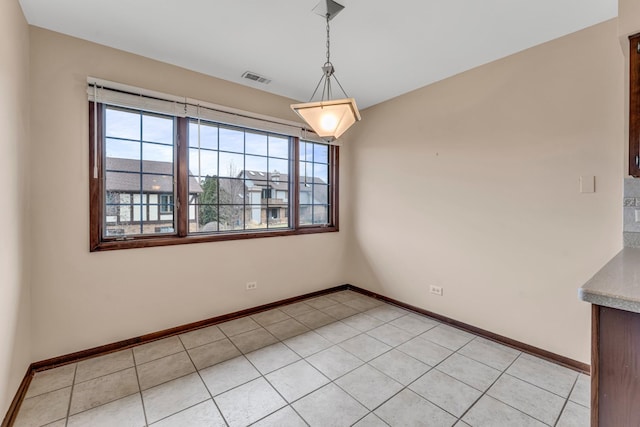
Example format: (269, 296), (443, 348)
(176, 335), (228, 354)
(457, 336), (523, 372)
(18, 368), (83, 402)
(493, 372), (567, 425)
(470, 355), (570, 426)
(494, 352), (579, 400)
(566, 374), (590, 410)
(147, 400), (217, 427)
(131, 349), (150, 427)
(355, 370), (438, 423)
(396, 345), (472, 421)
(552, 375), (580, 427)
(251, 312), (294, 330)
(68, 361), (138, 388)
(58, 390), (143, 422)
(502, 371), (577, 402)
(65, 345), (186, 396)
(448, 337), (580, 422)
(244, 349), (298, 408)
(179, 334), (231, 427)
(63, 363), (78, 427)
(350, 410), (391, 427)
(384, 334), (450, 369)
(280, 333), (331, 359)
(429, 350), (504, 393)
(455, 349), (525, 424)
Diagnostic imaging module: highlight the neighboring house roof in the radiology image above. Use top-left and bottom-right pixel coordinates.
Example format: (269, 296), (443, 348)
(106, 157), (203, 193)
(238, 170), (328, 204)
(241, 170), (326, 187)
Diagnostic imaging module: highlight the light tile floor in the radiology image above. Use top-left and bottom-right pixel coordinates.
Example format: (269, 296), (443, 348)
(13, 290), (591, 427)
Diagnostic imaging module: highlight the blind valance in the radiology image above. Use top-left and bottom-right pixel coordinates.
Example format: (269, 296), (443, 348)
(87, 77), (330, 144)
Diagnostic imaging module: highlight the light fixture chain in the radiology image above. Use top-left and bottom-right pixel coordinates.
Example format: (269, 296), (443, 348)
(326, 14), (331, 65)
(290, 1), (361, 142)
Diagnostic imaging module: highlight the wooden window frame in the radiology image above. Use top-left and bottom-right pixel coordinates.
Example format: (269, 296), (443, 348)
(298, 140), (334, 227)
(630, 32), (640, 177)
(89, 102), (339, 251)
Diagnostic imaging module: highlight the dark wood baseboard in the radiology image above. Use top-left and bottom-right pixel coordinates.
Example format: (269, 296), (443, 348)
(348, 285), (590, 374)
(1, 368), (33, 427)
(2, 283), (589, 425)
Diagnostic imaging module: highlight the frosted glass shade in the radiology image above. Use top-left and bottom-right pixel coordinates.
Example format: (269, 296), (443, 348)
(291, 98), (361, 141)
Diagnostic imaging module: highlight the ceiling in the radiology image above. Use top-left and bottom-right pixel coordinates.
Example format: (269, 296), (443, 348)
(19, 0), (617, 109)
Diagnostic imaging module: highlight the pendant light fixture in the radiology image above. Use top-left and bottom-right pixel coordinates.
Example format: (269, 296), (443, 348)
(291, 0), (361, 142)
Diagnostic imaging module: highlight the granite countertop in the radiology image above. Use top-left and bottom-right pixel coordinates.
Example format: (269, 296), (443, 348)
(579, 248), (640, 313)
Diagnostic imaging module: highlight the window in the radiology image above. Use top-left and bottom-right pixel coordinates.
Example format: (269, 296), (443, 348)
(103, 107), (175, 236)
(89, 84), (339, 251)
(188, 122), (291, 233)
(299, 140), (332, 225)
(159, 194), (174, 214)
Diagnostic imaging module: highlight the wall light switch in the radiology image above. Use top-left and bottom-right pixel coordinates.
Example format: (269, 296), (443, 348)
(635, 210), (640, 223)
(580, 176), (595, 193)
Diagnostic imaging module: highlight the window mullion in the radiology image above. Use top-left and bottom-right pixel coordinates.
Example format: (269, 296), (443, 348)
(243, 131), (247, 231)
(138, 112), (144, 235)
(331, 145), (339, 229)
(176, 117), (189, 237)
(293, 137), (300, 229)
(216, 125), (220, 233)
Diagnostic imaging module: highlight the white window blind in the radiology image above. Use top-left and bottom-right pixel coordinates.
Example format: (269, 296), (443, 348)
(87, 77), (330, 144)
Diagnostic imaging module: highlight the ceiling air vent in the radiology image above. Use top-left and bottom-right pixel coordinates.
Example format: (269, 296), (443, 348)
(241, 71), (272, 85)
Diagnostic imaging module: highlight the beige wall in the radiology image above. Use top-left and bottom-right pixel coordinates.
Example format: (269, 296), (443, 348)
(619, 0), (640, 39)
(28, 28), (350, 361)
(344, 19), (623, 363)
(0, 0), (31, 416)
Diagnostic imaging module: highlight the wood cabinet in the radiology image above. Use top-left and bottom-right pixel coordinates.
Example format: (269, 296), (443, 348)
(591, 304), (640, 426)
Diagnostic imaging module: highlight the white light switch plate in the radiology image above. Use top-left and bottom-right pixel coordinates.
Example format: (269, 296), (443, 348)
(580, 176), (595, 193)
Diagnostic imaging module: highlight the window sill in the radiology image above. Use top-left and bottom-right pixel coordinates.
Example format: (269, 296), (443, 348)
(90, 226), (338, 252)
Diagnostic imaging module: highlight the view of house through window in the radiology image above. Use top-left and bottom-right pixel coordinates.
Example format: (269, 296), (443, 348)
(91, 99), (337, 250)
(104, 107), (176, 237)
(188, 120), (292, 233)
(300, 140), (331, 225)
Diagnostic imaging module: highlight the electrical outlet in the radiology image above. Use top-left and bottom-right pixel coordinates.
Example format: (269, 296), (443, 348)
(429, 285), (443, 296)
(246, 281), (257, 291)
